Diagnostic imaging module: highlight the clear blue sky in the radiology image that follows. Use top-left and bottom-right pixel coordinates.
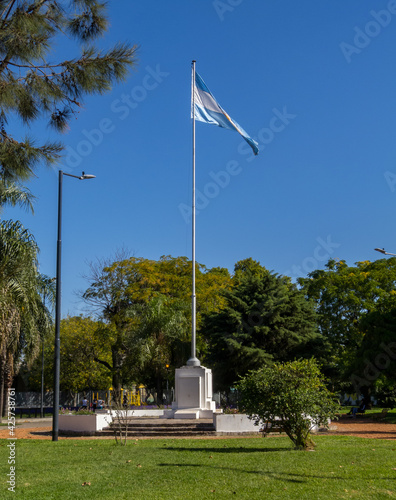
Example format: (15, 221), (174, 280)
(3, 1), (396, 316)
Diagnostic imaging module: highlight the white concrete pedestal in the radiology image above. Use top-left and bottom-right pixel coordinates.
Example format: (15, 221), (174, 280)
(171, 365), (216, 419)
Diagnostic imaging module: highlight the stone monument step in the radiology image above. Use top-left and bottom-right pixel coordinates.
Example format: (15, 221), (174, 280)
(173, 409), (201, 419)
(109, 423), (214, 429)
(97, 429), (216, 437)
(96, 417), (216, 437)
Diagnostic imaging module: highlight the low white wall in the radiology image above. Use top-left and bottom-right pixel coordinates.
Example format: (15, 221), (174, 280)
(59, 409), (170, 434)
(213, 414), (324, 434)
(59, 413), (111, 433)
(213, 414), (261, 433)
(109, 409), (165, 418)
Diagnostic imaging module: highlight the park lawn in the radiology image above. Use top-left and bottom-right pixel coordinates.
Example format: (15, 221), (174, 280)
(0, 436), (395, 499)
(339, 407), (396, 424)
(380, 411), (396, 425)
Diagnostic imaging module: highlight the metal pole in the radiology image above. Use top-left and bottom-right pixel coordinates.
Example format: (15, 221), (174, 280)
(187, 60), (200, 367)
(40, 335), (44, 418)
(52, 170), (63, 441)
(51, 171), (95, 438)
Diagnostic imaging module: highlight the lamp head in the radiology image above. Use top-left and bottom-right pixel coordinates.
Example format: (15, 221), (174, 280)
(374, 248), (386, 254)
(80, 171), (96, 180)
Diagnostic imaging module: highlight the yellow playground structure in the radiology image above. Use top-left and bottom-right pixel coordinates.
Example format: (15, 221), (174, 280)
(107, 387), (141, 406)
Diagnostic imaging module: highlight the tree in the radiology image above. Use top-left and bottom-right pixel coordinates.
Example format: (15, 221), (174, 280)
(0, 0), (137, 188)
(347, 308), (396, 398)
(83, 255), (230, 327)
(0, 181), (35, 213)
(0, 219), (46, 417)
(82, 254), (231, 402)
(58, 316), (112, 399)
(298, 258), (396, 392)
(27, 316), (112, 399)
(237, 359), (338, 450)
(203, 258), (320, 391)
(129, 296), (189, 403)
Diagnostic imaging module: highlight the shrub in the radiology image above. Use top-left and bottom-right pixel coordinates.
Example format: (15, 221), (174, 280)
(237, 359), (338, 449)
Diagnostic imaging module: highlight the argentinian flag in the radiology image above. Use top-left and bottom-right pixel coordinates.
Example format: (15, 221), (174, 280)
(193, 72), (259, 156)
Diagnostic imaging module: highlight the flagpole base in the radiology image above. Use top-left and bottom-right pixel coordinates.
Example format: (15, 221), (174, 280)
(186, 356), (200, 367)
(171, 364), (216, 418)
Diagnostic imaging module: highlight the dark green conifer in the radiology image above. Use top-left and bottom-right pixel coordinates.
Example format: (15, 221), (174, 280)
(203, 258), (320, 392)
(0, 0), (137, 187)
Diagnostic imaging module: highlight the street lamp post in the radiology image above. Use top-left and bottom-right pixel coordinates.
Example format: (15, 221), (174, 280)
(374, 248), (396, 257)
(52, 170), (95, 442)
(41, 336), (44, 418)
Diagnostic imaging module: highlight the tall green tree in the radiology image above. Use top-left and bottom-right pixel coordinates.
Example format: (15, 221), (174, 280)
(298, 258), (396, 392)
(82, 254), (231, 402)
(203, 258), (320, 391)
(129, 296), (189, 403)
(0, 0), (136, 188)
(83, 255), (230, 326)
(28, 315), (112, 404)
(0, 219), (46, 417)
(348, 308), (396, 397)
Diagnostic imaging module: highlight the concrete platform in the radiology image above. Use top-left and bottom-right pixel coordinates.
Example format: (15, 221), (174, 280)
(97, 417), (216, 438)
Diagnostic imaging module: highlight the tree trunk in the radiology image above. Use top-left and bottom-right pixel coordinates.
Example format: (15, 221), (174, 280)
(111, 347), (123, 406)
(156, 372), (164, 405)
(111, 368), (122, 406)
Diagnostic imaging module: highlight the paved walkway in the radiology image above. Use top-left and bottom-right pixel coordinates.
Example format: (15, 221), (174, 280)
(8, 417), (53, 428)
(1, 415), (395, 440)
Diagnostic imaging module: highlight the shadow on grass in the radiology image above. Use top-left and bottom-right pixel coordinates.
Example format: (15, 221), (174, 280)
(163, 446), (291, 453)
(28, 430), (52, 436)
(160, 462), (396, 482)
(157, 463), (346, 483)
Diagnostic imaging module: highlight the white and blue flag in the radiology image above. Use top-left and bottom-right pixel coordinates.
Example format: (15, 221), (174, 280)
(192, 71), (259, 156)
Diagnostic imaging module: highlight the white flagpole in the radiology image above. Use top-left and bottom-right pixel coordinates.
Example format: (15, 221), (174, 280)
(188, 60), (200, 367)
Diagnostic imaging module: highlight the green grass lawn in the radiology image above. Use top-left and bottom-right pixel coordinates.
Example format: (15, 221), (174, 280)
(1, 435), (396, 499)
(339, 407), (396, 424)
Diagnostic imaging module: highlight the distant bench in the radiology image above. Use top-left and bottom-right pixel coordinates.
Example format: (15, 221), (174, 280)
(261, 421), (286, 433)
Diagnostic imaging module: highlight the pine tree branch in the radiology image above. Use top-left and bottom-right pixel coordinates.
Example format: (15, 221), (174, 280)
(7, 60), (70, 71)
(0, 0), (16, 28)
(0, 55), (11, 76)
(0, 0), (136, 183)
(0, 131), (63, 182)
(1, 43), (136, 133)
(26, 0), (48, 15)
